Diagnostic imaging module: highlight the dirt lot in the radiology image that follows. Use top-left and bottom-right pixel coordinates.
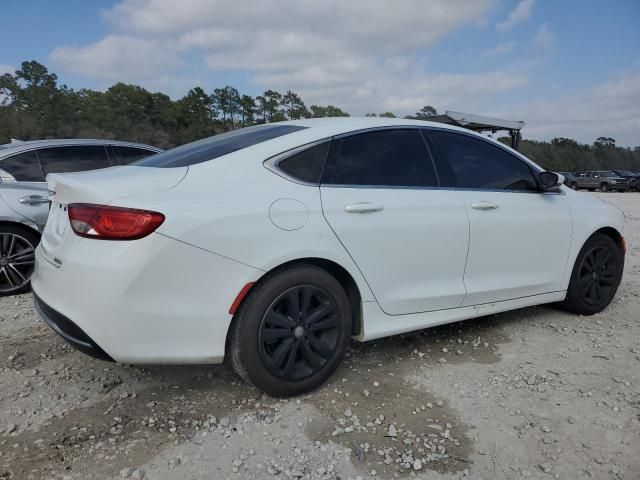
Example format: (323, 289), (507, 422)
(0, 192), (638, 480)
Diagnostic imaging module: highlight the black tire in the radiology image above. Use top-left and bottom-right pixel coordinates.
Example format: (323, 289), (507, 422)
(0, 224), (39, 297)
(588, 188), (595, 192)
(600, 183), (608, 192)
(570, 182), (578, 190)
(228, 264), (352, 397)
(559, 233), (624, 315)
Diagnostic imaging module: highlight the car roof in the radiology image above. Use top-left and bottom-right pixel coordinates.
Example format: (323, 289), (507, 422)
(284, 116), (496, 136)
(0, 139), (162, 158)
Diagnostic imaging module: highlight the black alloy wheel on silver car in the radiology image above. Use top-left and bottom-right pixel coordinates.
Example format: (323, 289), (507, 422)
(0, 226), (39, 296)
(228, 264), (351, 396)
(560, 233), (624, 315)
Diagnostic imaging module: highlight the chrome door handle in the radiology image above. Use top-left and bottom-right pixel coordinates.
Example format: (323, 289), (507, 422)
(19, 195), (51, 206)
(471, 201), (499, 210)
(344, 203), (384, 214)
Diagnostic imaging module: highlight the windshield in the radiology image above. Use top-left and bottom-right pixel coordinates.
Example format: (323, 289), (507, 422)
(134, 124), (307, 168)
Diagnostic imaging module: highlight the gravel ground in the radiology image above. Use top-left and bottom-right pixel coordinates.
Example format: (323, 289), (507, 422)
(0, 192), (638, 480)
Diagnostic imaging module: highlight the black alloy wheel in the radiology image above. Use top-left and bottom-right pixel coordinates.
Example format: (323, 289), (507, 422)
(258, 286), (340, 381)
(228, 264), (352, 396)
(577, 246), (618, 307)
(560, 233), (623, 315)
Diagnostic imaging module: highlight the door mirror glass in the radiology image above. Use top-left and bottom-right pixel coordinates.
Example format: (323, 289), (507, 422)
(539, 171), (563, 190)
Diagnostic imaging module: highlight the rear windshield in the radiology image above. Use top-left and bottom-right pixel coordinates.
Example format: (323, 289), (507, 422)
(134, 124), (307, 168)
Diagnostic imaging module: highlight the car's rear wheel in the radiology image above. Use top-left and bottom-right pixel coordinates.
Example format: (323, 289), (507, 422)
(570, 182), (578, 190)
(228, 264), (352, 396)
(0, 225), (39, 297)
(560, 233), (624, 315)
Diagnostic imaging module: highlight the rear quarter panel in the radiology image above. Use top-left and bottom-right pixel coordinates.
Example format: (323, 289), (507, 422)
(108, 148), (375, 302)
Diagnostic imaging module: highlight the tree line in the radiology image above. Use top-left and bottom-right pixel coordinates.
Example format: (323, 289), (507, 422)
(0, 61), (349, 148)
(1, 61), (638, 172)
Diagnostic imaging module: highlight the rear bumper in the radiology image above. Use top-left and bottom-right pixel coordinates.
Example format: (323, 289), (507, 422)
(34, 293), (114, 361)
(32, 232), (262, 364)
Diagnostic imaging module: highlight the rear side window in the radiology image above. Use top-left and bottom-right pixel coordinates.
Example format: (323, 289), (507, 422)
(0, 151), (44, 182)
(37, 146), (111, 176)
(135, 124), (307, 168)
(323, 129), (438, 187)
(429, 130), (538, 191)
(274, 142), (330, 184)
(112, 146), (157, 165)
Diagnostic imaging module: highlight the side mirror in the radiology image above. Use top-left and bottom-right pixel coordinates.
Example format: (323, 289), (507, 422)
(539, 171), (563, 190)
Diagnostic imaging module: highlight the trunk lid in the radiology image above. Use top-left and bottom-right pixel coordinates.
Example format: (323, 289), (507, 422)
(47, 165), (187, 205)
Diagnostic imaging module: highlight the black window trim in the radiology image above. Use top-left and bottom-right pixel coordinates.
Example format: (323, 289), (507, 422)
(262, 125), (564, 195)
(263, 138), (332, 186)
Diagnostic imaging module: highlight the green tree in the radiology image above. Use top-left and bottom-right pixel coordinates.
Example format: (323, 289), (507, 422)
(407, 105), (437, 119)
(280, 90), (308, 120)
(239, 94), (256, 126)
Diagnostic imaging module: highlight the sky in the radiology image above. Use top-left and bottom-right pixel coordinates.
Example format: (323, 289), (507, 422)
(2, 0), (639, 146)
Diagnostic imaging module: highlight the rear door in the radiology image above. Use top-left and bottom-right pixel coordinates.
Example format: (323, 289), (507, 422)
(0, 150), (49, 228)
(428, 129), (572, 305)
(320, 128), (469, 315)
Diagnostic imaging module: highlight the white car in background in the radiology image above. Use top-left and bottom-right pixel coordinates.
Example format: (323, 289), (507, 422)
(31, 118), (625, 396)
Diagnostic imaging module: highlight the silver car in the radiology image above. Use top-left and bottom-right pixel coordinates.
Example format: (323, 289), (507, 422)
(0, 139), (162, 296)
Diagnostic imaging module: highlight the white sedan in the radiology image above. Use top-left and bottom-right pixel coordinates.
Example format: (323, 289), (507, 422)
(32, 118), (625, 396)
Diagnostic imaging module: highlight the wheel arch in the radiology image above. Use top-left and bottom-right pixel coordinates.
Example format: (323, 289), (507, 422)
(229, 257), (364, 340)
(0, 219), (41, 238)
(593, 226), (625, 254)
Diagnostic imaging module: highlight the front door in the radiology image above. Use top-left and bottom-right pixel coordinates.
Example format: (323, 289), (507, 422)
(428, 129), (572, 305)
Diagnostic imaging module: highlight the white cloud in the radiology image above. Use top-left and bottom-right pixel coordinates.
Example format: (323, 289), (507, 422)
(51, 35), (183, 88)
(51, 0), (517, 113)
(482, 42), (517, 57)
(496, 0), (535, 31)
(493, 73), (640, 147)
(0, 64), (14, 75)
(534, 23), (555, 51)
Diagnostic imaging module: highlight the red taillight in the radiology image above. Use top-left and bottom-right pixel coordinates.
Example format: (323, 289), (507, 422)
(68, 203), (165, 240)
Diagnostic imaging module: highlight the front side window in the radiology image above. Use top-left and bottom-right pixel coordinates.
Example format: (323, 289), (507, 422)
(112, 146), (157, 165)
(0, 151), (44, 182)
(37, 146), (111, 176)
(135, 124), (307, 168)
(323, 129), (438, 187)
(429, 130), (539, 191)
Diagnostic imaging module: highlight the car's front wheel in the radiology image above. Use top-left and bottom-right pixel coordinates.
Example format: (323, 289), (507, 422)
(570, 182), (578, 190)
(0, 225), (39, 297)
(560, 233), (624, 315)
(600, 183), (608, 192)
(228, 264), (352, 396)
